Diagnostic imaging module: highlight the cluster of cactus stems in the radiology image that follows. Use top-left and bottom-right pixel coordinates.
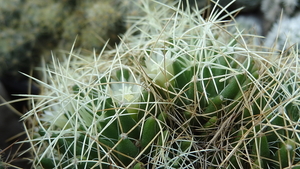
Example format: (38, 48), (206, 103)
(22, 0), (300, 168)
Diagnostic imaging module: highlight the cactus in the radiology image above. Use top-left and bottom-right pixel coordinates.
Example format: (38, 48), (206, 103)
(0, 0), (24, 28)
(264, 14), (300, 51)
(261, 0), (300, 33)
(60, 0), (124, 51)
(22, 0), (300, 168)
(261, 0), (299, 23)
(0, 0), (125, 81)
(24, 51), (168, 168)
(0, 28), (36, 78)
(19, 0), (66, 43)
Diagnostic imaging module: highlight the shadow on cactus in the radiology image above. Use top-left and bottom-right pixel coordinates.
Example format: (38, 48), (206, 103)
(21, 0), (300, 168)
